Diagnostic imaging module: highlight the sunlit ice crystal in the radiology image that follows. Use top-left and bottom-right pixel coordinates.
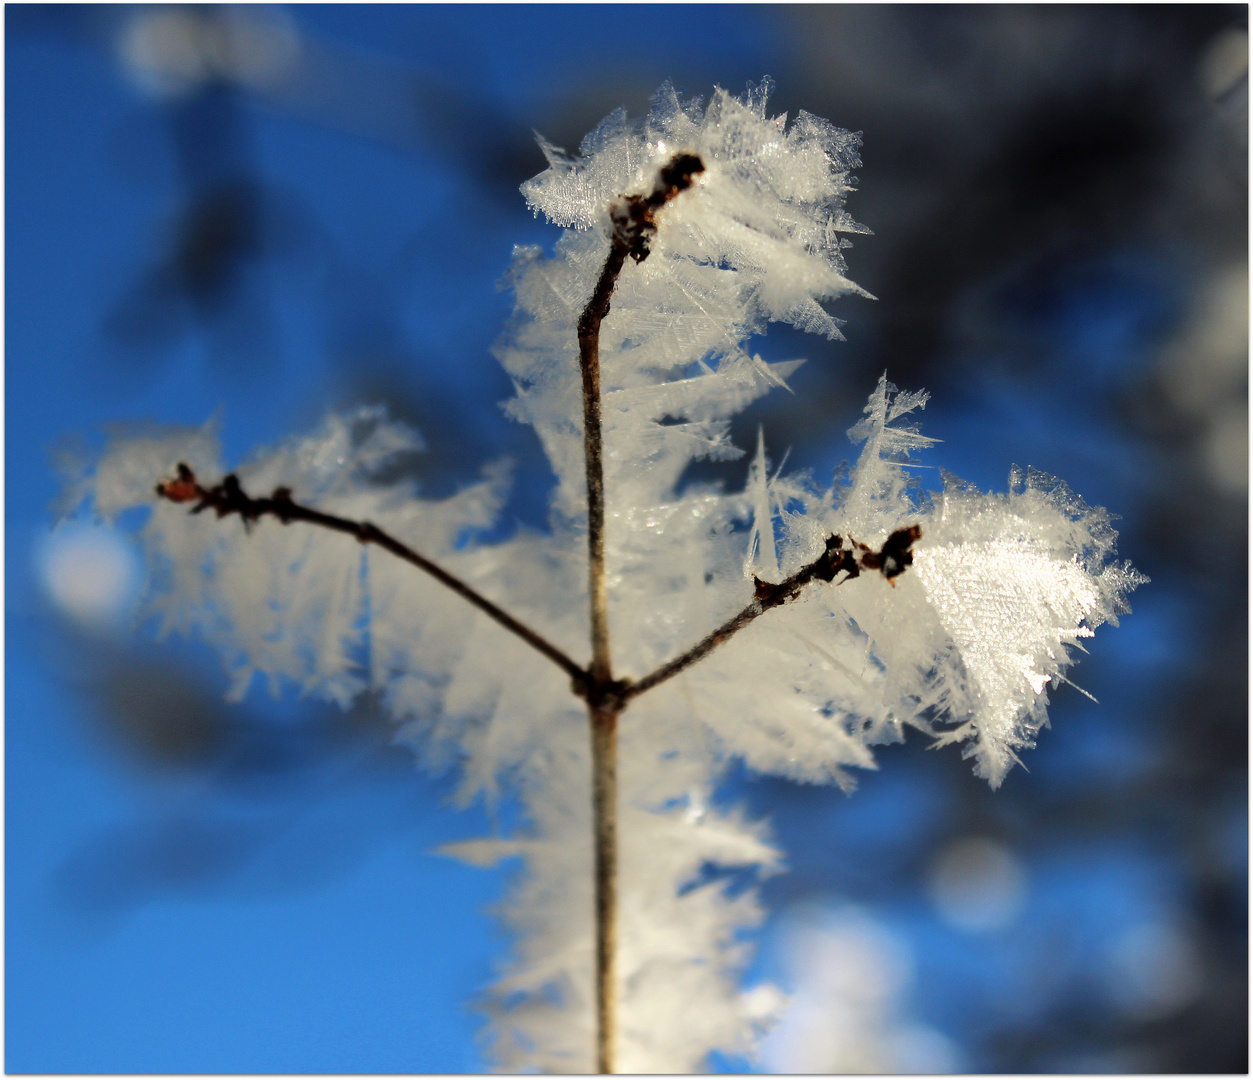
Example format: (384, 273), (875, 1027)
(68, 80), (1141, 1072)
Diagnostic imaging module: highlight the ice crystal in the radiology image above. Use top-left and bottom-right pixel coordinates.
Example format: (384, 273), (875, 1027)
(69, 81), (1141, 1072)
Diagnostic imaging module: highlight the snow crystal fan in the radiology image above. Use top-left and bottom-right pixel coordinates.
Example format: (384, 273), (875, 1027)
(70, 80), (1142, 1073)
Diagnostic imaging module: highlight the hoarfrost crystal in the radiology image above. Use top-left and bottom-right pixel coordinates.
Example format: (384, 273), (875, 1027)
(68, 82), (1141, 1072)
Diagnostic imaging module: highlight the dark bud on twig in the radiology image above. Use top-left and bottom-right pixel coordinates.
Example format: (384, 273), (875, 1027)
(655, 153), (705, 200)
(858, 524), (922, 583)
(271, 487), (295, 523)
(815, 534), (862, 584)
(611, 152), (706, 264)
(155, 462), (200, 503)
(751, 526), (922, 609)
(156, 465), (266, 528)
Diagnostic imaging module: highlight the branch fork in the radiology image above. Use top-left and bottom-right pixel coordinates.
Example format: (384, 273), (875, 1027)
(154, 154), (919, 1075)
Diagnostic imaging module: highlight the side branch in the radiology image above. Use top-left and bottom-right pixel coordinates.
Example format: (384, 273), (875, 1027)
(155, 464), (587, 684)
(622, 526), (922, 702)
(576, 152), (705, 685)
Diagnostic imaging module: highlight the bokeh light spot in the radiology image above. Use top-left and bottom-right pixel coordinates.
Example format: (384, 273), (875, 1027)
(929, 836), (1027, 932)
(40, 523), (142, 630)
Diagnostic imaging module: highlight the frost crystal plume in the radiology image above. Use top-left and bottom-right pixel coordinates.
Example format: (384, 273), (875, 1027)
(71, 81), (1141, 1072)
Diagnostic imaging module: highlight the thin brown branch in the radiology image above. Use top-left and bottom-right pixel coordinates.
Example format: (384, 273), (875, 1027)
(153, 149), (912, 1078)
(622, 526), (922, 703)
(575, 153), (706, 1073)
(155, 464), (588, 685)
(577, 151), (706, 686)
(589, 704), (619, 1075)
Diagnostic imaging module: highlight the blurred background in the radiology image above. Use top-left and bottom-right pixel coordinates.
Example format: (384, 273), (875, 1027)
(7, 4), (1247, 1073)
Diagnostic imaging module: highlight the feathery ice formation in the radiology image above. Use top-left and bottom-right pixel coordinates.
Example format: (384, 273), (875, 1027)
(69, 82), (1140, 1072)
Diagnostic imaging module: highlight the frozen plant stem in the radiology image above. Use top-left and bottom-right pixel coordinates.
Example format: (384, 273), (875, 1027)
(575, 150), (705, 1075)
(154, 154), (922, 1076)
(623, 525), (922, 703)
(95, 84), (1142, 1075)
(589, 706), (618, 1075)
(153, 465), (586, 683)
(577, 151), (707, 687)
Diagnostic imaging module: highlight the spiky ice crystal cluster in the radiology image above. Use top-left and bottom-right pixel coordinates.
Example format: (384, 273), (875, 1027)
(68, 81), (1141, 1072)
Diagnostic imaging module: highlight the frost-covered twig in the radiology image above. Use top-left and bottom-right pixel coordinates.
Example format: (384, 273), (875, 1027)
(577, 151), (706, 687)
(624, 526), (922, 703)
(147, 151), (918, 1076)
(155, 463), (587, 684)
(575, 151), (705, 1074)
(78, 81), (1143, 1076)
